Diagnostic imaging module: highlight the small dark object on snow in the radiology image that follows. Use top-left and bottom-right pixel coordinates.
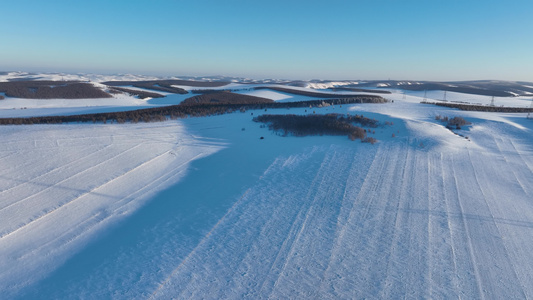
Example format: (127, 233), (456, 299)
(260, 136), (264, 140)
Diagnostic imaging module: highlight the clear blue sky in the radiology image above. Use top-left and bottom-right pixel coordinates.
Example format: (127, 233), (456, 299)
(1, 0), (532, 81)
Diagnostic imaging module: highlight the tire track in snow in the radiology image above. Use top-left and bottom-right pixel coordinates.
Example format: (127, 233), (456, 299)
(173, 148), (340, 299)
(146, 129), (533, 299)
(0, 145), (187, 240)
(0, 144), (103, 181)
(224, 151), (335, 298)
(14, 149), (202, 262)
(379, 143), (421, 299)
(0, 123), (223, 298)
(355, 143), (406, 298)
(152, 146), (357, 299)
(405, 148), (430, 298)
(317, 142), (404, 298)
(256, 150), (333, 296)
(149, 152), (304, 299)
(441, 154), (482, 299)
(467, 145), (533, 298)
(0, 143), (113, 195)
(267, 149), (353, 298)
(150, 187), (254, 299)
(427, 152), (457, 298)
(508, 139), (533, 174)
(0, 142), (144, 205)
(360, 143), (391, 220)
(266, 150), (339, 297)
(323, 142), (397, 299)
(503, 138), (533, 196)
(0, 142), (148, 232)
(317, 146), (376, 297)
(465, 149), (527, 299)
(493, 137), (532, 197)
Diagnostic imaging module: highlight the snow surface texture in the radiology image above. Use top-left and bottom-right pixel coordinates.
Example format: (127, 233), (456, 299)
(150, 118), (533, 299)
(1, 73), (533, 298)
(0, 122), (224, 298)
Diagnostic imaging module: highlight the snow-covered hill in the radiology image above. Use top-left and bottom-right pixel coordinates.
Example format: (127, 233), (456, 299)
(1, 72), (533, 298)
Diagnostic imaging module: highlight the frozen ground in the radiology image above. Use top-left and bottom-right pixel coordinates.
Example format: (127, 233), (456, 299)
(0, 122), (225, 298)
(1, 74), (533, 298)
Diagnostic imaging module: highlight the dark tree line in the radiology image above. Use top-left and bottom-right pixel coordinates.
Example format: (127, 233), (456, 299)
(103, 79), (231, 94)
(254, 86), (386, 99)
(0, 81), (112, 99)
(0, 95), (387, 125)
(425, 102), (533, 113)
(103, 80), (188, 94)
(190, 89), (236, 94)
(253, 113), (378, 141)
(181, 91), (274, 105)
(108, 87), (165, 99)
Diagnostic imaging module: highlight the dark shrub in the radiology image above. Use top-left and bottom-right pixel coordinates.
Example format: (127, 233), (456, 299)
(0, 81), (111, 99)
(362, 137), (377, 144)
(254, 114), (373, 141)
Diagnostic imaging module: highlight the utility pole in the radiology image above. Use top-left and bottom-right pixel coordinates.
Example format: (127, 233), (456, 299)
(423, 90), (427, 103)
(443, 90), (447, 101)
(490, 96), (495, 107)
(527, 99), (533, 119)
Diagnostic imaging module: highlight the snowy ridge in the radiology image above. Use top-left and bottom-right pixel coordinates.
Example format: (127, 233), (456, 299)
(305, 81), (356, 89)
(0, 71), (161, 83)
(0, 122), (224, 297)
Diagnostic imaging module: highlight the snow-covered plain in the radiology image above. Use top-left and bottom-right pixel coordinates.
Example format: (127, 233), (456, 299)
(1, 74), (533, 299)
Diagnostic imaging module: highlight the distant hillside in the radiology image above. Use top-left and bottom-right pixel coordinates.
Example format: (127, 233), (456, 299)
(0, 81), (111, 99)
(103, 79), (231, 94)
(182, 91), (274, 105)
(330, 87), (391, 94)
(355, 80), (533, 97)
(254, 86), (377, 98)
(398, 82), (513, 97)
(108, 87), (165, 99)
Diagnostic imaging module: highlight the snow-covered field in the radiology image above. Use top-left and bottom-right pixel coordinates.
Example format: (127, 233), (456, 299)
(1, 74), (533, 298)
(0, 122), (225, 298)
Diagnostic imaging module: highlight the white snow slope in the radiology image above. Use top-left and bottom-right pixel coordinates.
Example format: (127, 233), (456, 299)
(0, 122), (224, 298)
(1, 76), (533, 299)
(149, 110), (533, 299)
